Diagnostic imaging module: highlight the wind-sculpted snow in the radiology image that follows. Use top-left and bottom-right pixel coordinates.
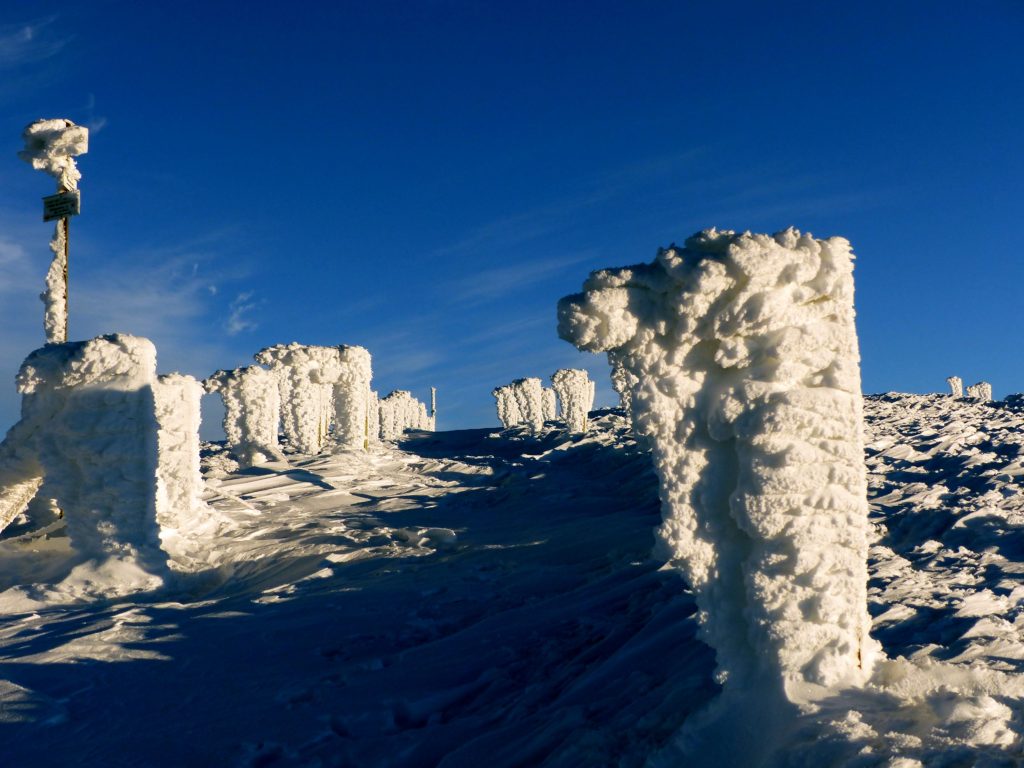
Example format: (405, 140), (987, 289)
(203, 366), (283, 466)
(559, 228), (877, 718)
(1, 403), (1024, 765)
(946, 376), (963, 398)
(551, 368), (594, 433)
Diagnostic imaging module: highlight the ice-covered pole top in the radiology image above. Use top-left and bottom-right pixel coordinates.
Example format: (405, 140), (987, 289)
(19, 118), (89, 191)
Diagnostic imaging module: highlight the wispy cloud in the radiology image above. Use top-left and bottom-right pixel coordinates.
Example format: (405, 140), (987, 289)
(0, 17), (66, 68)
(436, 250), (596, 306)
(225, 291), (258, 336)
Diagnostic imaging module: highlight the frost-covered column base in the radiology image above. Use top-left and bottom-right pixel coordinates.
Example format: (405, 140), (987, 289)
(551, 368), (594, 433)
(558, 228), (878, 703)
(13, 334), (168, 577)
(966, 381), (992, 401)
(946, 376), (963, 398)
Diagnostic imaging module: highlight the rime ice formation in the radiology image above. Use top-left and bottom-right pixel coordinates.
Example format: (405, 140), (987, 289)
(333, 346), (373, 450)
(492, 384), (523, 428)
(377, 390), (431, 441)
(204, 366), (283, 466)
(430, 387), (437, 431)
(153, 374), (211, 531)
(542, 387), (557, 422)
(557, 228), (879, 703)
(966, 381), (992, 401)
(609, 352), (639, 419)
(551, 368), (594, 433)
(1, 334), (167, 576)
(947, 376), (964, 398)
(20, 119), (89, 344)
(510, 378), (545, 433)
(255, 343), (338, 455)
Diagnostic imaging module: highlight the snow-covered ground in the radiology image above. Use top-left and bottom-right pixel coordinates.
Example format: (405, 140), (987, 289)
(0, 395), (1023, 766)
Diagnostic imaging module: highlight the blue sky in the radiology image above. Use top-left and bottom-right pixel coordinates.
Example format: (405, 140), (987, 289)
(0, 2), (1022, 435)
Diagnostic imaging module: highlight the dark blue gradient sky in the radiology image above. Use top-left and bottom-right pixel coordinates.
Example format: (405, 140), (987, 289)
(1, 1), (1021, 432)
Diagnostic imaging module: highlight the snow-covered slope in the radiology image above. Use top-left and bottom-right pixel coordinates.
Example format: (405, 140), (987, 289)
(0, 395), (1022, 766)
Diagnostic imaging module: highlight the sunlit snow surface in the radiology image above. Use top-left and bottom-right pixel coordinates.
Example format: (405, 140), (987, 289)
(0, 397), (1023, 766)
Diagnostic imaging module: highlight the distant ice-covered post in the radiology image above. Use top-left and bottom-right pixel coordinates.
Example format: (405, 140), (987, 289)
(255, 344), (339, 455)
(492, 384), (522, 428)
(966, 381), (992, 401)
(18, 119), (89, 344)
(947, 376), (964, 398)
(609, 352), (639, 421)
(541, 387), (557, 422)
(551, 368), (594, 433)
(430, 387), (437, 430)
(558, 228), (879, 704)
(510, 377), (544, 433)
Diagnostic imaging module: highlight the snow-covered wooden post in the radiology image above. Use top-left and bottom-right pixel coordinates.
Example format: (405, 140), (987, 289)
(430, 386), (437, 431)
(19, 119), (88, 344)
(333, 345), (373, 451)
(558, 228), (879, 704)
(947, 376), (964, 398)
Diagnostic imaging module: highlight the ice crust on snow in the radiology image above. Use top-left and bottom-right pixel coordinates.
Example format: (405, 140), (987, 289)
(946, 376), (963, 398)
(204, 366), (283, 466)
(558, 228), (878, 703)
(333, 346), (374, 450)
(6, 334), (168, 576)
(551, 368), (594, 434)
(965, 381), (992, 401)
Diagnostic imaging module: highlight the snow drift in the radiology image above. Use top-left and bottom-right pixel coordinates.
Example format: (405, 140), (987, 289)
(558, 228), (878, 710)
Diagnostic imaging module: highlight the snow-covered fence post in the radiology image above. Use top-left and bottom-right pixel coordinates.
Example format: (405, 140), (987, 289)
(966, 381), (992, 401)
(203, 366), (283, 466)
(551, 368), (594, 433)
(947, 376), (964, 398)
(19, 119), (89, 344)
(558, 228), (879, 702)
(7, 334), (168, 577)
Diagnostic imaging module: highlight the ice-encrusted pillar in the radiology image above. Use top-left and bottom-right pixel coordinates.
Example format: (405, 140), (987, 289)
(551, 368), (594, 433)
(541, 387), (557, 422)
(154, 373), (212, 530)
(558, 228), (879, 702)
(610, 351), (639, 420)
(204, 366), (283, 466)
(333, 345), (373, 450)
(947, 376), (963, 398)
(255, 343), (339, 455)
(10, 334), (168, 576)
(510, 377), (544, 433)
(492, 384), (522, 428)
(966, 381), (992, 401)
